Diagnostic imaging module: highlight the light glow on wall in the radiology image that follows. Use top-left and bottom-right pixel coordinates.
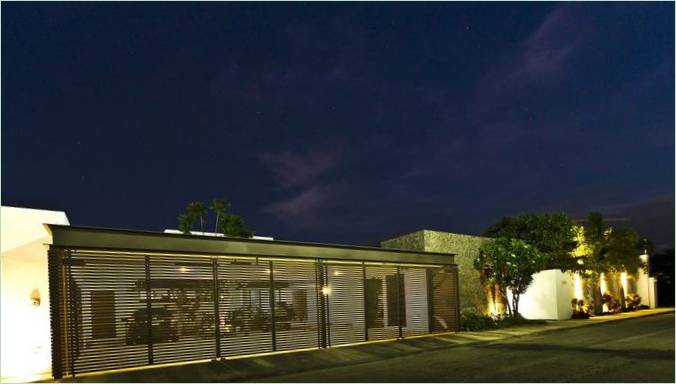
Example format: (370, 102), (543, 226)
(1, 259), (53, 383)
(620, 272), (628, 295)
(574, 273), (583, 300)
(600, 273), (609, 312)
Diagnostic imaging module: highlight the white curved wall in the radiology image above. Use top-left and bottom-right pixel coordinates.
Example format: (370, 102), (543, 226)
(1, 206), (69, 382)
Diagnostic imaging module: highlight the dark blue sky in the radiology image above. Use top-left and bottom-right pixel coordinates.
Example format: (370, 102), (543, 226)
(3, 2), (674, 248)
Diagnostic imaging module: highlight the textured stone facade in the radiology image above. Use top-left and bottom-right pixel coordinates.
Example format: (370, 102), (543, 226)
(381, 230), (489, 312)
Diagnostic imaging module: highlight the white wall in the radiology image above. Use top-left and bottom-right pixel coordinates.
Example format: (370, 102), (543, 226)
(1, 206), (69, 382)
(511, 269), (576, 320)
(635, 269), (657, 308)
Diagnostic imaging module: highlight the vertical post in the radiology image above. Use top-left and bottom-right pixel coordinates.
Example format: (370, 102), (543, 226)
(314, 260), (321, 347)
(452, 265), (460, 331)
(362, 262), (368, 342)
(144, 255), (154, 365)
(212, 258), (222, 359)
(268, 260), (277, 351)
(48, 248), (64, 379)
(426, 268), (435, 333)
(317, 260), (327, 348)
(66, 251), (76, 377)
(397, 266), (403, 339)
(324, 264), (331, 347)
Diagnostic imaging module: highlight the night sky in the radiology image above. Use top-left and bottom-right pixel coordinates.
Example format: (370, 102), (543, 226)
(3, 3), (674, 248)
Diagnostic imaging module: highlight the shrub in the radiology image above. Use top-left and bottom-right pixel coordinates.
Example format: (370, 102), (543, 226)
(628, 294), (642, 311)
(571, 299), (591, 319)
(460, 310), (546, 331)
(460, 310), (497, 331)
(572, 311), (590, 319)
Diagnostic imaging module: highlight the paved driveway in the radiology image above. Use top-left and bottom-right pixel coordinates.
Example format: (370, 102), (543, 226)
(257, 313), (674, 382)
(65, 311), (674, 383)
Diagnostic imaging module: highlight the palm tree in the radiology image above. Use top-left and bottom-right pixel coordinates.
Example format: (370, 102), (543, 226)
(210, 199), (230, 233)
(187, 202), (207, 234)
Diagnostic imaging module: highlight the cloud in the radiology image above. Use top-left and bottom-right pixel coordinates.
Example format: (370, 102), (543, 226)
(514, 5), (580, 79)
(469, 4), (588, 152)
(476, 5), (582, 100)
(263, 187), (327, 226)
(258, 148), (339, 189)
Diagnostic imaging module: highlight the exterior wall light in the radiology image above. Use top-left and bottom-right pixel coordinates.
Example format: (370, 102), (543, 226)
(30, 289), (41, 306)
(321, 286), (331, 295)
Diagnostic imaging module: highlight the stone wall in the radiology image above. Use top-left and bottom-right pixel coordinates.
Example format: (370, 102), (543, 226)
(381, 229), (489, 312)
(380, 230), (426, 252)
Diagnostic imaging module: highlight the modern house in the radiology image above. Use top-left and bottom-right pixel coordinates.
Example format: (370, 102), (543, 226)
(382, 229), (657, 320)
(1, 207), (459, 381)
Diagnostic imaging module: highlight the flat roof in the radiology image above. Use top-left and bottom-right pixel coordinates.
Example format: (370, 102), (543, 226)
(47, 225), (455, 266)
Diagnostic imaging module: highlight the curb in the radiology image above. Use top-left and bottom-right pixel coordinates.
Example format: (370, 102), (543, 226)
(464, 309), (675, 344)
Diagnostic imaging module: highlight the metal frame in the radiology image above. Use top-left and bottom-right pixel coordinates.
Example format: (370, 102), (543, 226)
(47, 249), (64, 379)
(46, 225), (455, 266)
(47, 226), (458, 379)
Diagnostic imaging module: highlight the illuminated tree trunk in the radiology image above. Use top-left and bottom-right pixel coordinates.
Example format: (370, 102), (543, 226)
(592, 280), (602, 315)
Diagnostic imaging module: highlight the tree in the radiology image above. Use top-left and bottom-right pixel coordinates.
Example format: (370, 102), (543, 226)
(574, 212), (646, 314)
(187, 202), (207, 233)
(483, 213), (577, 271)
(177, 213), (194, 234)
(219, 214), (253, 238)
(475, 237), (544, 317)
(210, 198), (230, 233)
(177, 198), (253, 238)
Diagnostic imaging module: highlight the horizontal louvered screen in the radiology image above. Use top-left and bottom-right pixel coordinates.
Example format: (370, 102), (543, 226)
(429, 266), (460, 333)
(402, 267), (430, 337)
(326, 263), (366, 346)
(61, 251), (150, 375)
(50, 248), (458, 378)
(149, 256), (216, 364)
(217, 258), (274, 357)
(364, 265), (399, 341)
(271, 260), (320, 352)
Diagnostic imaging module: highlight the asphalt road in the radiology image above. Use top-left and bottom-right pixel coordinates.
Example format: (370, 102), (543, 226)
(256, 313), (675, 382)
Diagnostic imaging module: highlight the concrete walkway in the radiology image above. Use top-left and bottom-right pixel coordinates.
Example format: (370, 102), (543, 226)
(65, 308), (674, 383)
